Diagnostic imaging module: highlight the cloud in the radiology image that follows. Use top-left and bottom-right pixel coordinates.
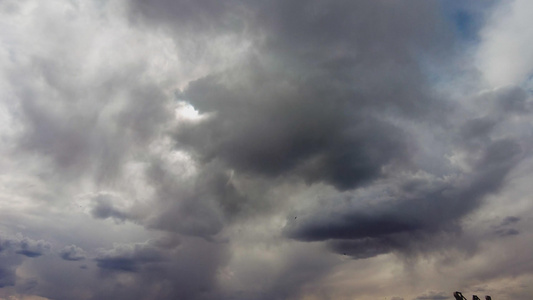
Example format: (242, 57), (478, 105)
(492, 215), (522, 237)
(0, 263), (18, 288)
(0, 233), (50, 289)
(281, 79), (532, 259)
(1, 0), (533, 299)
(414, 291), (450, 300)
(59, 245), (86, 261)
(95, 242), (166, 273)
(89, 238), (230, 300)
(166, 0), (456, 195)
(500, 216), (521, 226)
(90, 193), (131, 223)
(0, 234), (51, 258)
(178, 71), (413, 191)
(477, 0), (533, 87)
(140, 159), (227, 237)
(285, 136), (523, 254)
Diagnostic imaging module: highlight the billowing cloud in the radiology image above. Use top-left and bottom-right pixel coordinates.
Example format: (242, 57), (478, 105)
(0, 234), (51, 258)
(0, 0), (533, 299)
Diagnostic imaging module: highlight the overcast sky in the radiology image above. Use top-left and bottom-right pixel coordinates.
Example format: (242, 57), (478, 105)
(1, 0), (533, 299)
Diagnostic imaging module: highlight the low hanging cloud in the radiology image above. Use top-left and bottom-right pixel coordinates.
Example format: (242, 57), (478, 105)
(284, 135), (524, 255)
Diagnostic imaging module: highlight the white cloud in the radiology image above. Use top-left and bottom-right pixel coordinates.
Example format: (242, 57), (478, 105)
(477, 0), (533, 87)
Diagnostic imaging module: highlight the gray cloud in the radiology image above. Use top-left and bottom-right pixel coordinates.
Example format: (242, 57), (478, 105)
(168, 0), (455, 195)
(500, 216), (521, 226)
(90, 194), (130, 223)
(59, 245), (86, 261)
(285, 132), (524, 257)
(485, 85), (532, 114)
(0, 234), (51, 258)
(0, 233), (50, 289)
(142, 159), (227, 237)
(414, 291), (450, 300)
(493, 228), (520, 237)
(90, 238), (230, 300)
(1, 0), (533, 299)
(0, 263), (18, 288)
(329, 238), (397, 260)
(12, 54), (172, 186)
(179, 72), (413, 191)
(95, 242), (166, 272)
(128, 0), (241, 35)
(492, 216), (522, 237)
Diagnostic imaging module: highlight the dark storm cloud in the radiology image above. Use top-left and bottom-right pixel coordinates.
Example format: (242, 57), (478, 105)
(59, 245), (86, 261)
(285, 134), (524, 255)
(124, 0), (531, 268)
(281, 82), (532, 258)
(126, 0), (456, 193)
(3, 0), (532, 299)
(329, 238), (397, 260)
(179, 71), (412, 190)
(169, 0), (454, 191)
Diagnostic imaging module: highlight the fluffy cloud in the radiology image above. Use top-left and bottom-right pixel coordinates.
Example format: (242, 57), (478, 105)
(0, 234), (51, 258)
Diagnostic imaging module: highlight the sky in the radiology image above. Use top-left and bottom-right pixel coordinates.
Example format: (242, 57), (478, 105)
(0, 0), (533, 299)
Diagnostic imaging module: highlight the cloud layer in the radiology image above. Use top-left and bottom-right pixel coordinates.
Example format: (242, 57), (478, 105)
(1, 0), (533, 299)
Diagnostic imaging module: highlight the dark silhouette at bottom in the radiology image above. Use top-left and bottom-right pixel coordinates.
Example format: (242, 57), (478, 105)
(454, 291), (492, 300)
